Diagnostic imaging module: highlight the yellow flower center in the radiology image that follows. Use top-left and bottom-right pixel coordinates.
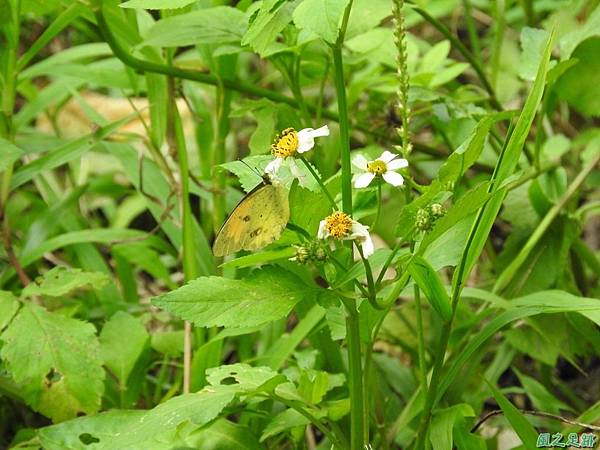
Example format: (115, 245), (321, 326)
(367, 159), (387, 175)
(325, 211), (353, 239)
(271, 128), (299, 158)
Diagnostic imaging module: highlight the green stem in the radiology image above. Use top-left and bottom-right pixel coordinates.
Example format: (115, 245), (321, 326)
(372, 182), (382, 230)
(413, 282), (428, 391)
(299, 156), (337, 210)
(167, 71), (198, 394)
(462, 0), (481, 59)
(342, 297), (366, 449)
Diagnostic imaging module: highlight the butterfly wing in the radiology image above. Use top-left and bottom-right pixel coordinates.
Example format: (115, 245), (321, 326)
(212, 182), (289, 257)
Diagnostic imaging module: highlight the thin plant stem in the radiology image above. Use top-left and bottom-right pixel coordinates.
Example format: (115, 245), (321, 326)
(413, 283), (428, 391)
(331, 1), (366, 447)
(167, 71), (199, 394)
(299, 156), (337, 210)
(371, 182), (382, 230)
(461, 0), (481, 59)
(332, 49), (353, 216)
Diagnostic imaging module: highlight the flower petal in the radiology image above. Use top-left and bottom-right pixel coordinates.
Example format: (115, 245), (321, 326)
(288, 158), (309, 186)
(265, 157), (283, 175)
(387, 158), (409, 170)
(297, 125), (329, 153)
(382, 170), (404, 186)
(317, 219), (328, 239)
(352, 154), (369, 170)
(354, 172), (375, 188)
(361, 234), (375, 258)
(350, 220), (370, 238)
(379, 150), (398, 163)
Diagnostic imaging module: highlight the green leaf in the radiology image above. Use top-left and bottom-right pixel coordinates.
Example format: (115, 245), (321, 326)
(242, 0), (298, 56)
(0, 304), (104, 422)
(559, 5), (600, 58)
(407, 256), (452, 321)
(438, 290), (600, 403)
(152, 267), (322, 328)
(220, 248), (297, 269)
(21, 267), (109, 298)
(486, 381), (538, 450)
(519, 27), (551, 81)
(513, 369), (572, 415)
(429, 404), (475, 450)
(141, 7), (246, 47)
(38, 410), (148, 450)
(0, 138), (24, 172)
(120, 0), (199, 9)
(257, 304), (326, 370)
(10, 116), (133, 189)
(206, 363), (283, 392)
(100, 312), (149, 386)
(292, 0), (350, 44)
(102, 386), (236, 449)
(460, 32), (554, 282)
(192, 419), (263, 450)
(419, 182), (492, 255)
(556, 37), (600, 117)
(261, 409), (310, 441)
(151, 330), (184, 356)
(0, 291), (19, 331)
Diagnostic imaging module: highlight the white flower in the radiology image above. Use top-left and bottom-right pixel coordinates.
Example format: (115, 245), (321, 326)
(317, 211), (374, 258)
(352, 150), (408, 188)
(265, 125), (330, 184)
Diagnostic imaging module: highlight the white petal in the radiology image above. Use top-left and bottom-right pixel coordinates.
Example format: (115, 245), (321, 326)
(382, 170), (404, 186)
(387, 158), (409, 170)
(317, 220), (328, 239)
(360, 234), (375, 258)
(296, 125), (329, 153)
(300, 124), (330, 138)
(352, 154), (369, 170)
(288, 158), (308, 186)
(354, 172), (375, 188)
(265, 157), (283, 175)
(379, 150), (398, 163)
(350, 221), (370, 238)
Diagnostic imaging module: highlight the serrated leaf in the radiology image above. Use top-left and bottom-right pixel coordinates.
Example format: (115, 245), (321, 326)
(0, 304), (104, 422)
(152, 267), (322, 328)
(100, 312), (149, 385)
(293, 0), (350, 44)
(21, 267), (109, 298)
(102, 386), (236, 449)
(141, 7), (246, 47)
(0, 291), (20, 331)
(206, 363), (283, 392)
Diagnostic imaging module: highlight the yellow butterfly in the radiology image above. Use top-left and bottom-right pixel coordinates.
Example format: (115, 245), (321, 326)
(212, 173), (290, 257)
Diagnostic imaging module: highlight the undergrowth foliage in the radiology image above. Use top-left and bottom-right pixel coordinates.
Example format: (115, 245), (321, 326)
(0, 0), (599, 449)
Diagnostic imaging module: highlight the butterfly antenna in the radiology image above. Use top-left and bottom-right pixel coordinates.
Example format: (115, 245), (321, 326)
(240, 159), (263, 176)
